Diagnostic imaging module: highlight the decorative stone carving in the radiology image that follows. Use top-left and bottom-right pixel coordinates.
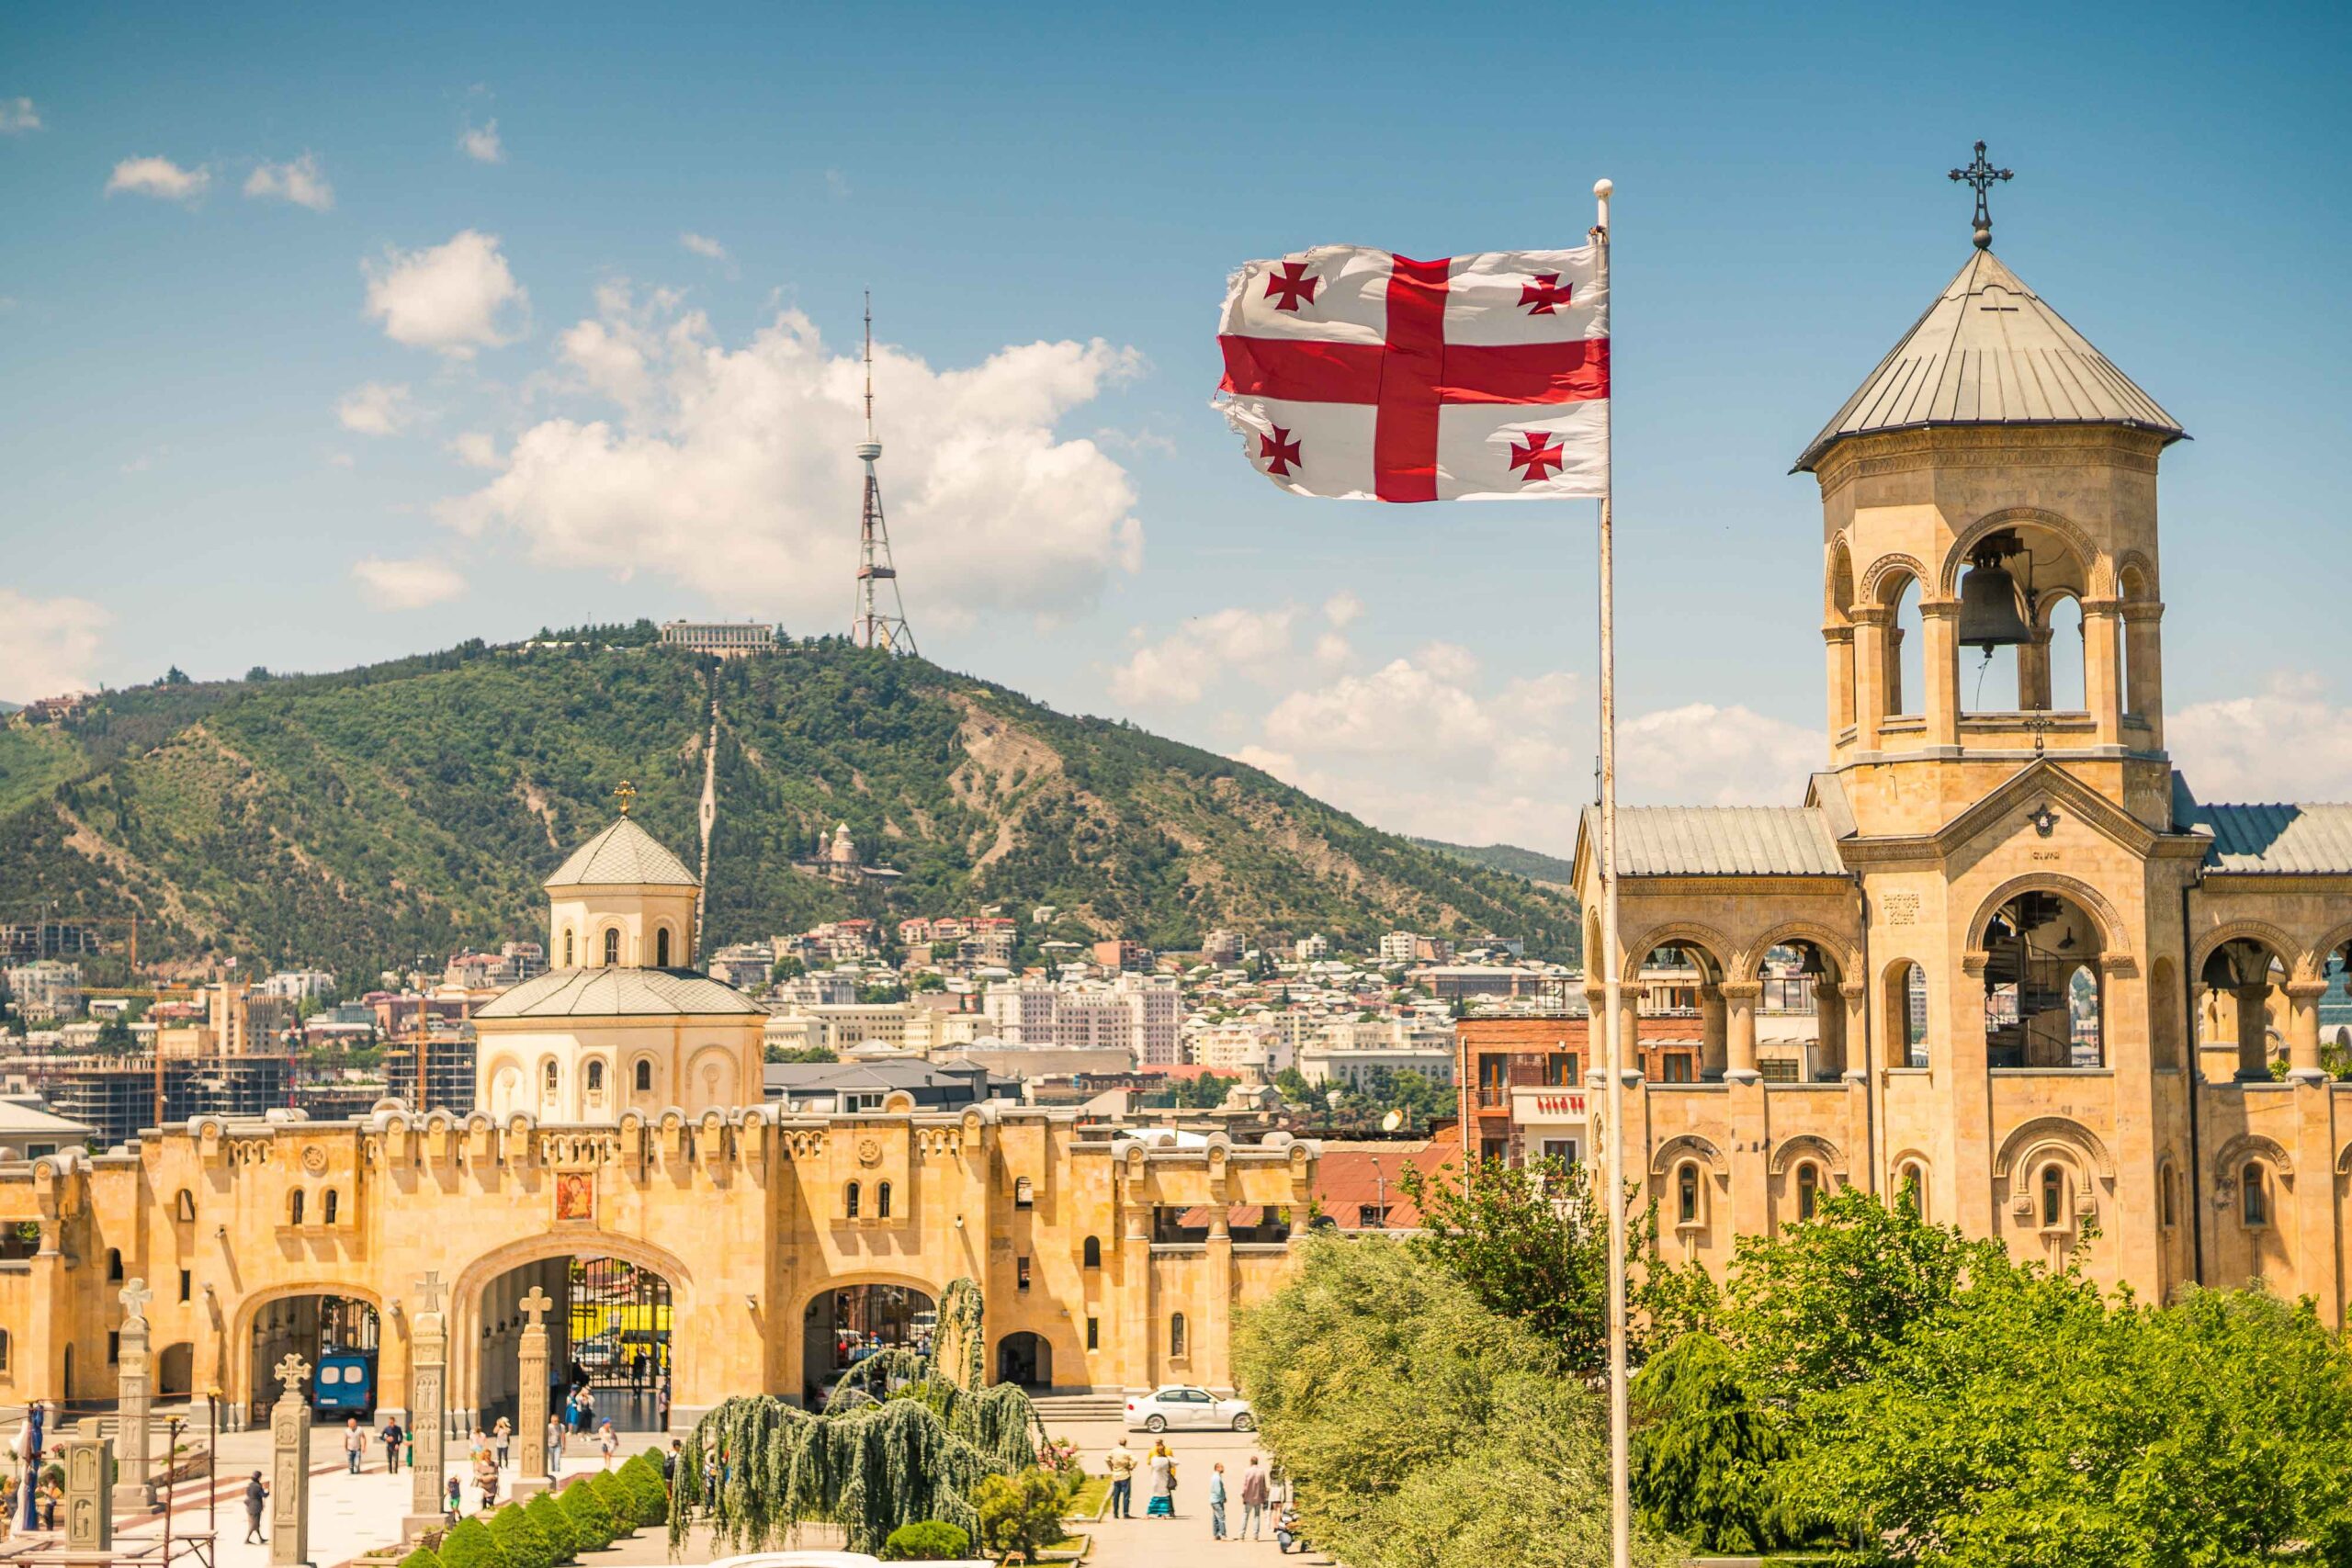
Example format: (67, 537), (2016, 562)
(512, 1285), (553, 1498)
(113, 1278), (155, 1513)
(61, 1431), (112, 1552)
(269, 1353), (311, 1568)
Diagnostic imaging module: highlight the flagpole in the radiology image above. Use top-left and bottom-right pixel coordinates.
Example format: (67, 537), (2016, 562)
(1591, 174), (1632, 1568)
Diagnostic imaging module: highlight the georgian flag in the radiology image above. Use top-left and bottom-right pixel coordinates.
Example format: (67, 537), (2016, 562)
(1214, 245), (1609, 502)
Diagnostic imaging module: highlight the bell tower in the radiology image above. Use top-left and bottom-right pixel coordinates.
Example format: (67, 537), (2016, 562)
(1802, 148), (2185, 837)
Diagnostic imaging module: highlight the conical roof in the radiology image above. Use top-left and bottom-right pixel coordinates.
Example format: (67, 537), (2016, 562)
(544, 816), (699, 889)
(1794, 250), (2185, 473)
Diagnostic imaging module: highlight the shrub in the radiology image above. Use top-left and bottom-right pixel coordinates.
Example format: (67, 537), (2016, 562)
(558, 1478), (616, 1550)
(616, 1455), (669, 1527)
(587, 1471), (635, 1528)
(398, 1548), (443, 1568)
(437, 1517), (510, 1568)
(523, 1491), (578, 1562)
(973, 1468), (1069, 1563)
(880, 1521), (973, 1561)
(489, 1503), (558, 1568)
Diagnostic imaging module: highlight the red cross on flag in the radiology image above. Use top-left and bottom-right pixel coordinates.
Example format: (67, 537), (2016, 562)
(1215, 244), (1608, 501)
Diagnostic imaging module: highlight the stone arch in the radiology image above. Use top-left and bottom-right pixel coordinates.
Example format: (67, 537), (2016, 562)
(2212, 1132), (2293, 1181)
(685, 1046), (739, 1110)
(1649, 1133), (1726, 1179)
(230, 1280), (386, 1413)
(1991, 1115), (2116, 1183)
(1826, 534), (1856, 624)
(2189, 919), (2298, 980)
(2115, 549), (2159, 600)
(1939, 507), (2110, 599)
(1862, 551), (1930, 607)
(1768, 1133), (1847, 1179)
(1738, 921), (1860, 983)
(2298, 921), (2352, 984)
(447, 1229), (697, 1409)
(1619, 922), (1736, 983)
(1967, 874), (2132, 961)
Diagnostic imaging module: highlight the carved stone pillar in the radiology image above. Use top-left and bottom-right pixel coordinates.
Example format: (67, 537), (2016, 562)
(268, 1354), (312, 1568)
(1851, 608), (1888, 750)
(2082, 598), (2124, 745)
(2285, 979), (2331, 1083)
(1721, 982), (1762, 1083)
(404, 1272), (448, 1536)
(1824, 624), (1856, 738)
(2234, 985), (2272, 1080)
(1699, 985), (1727, 1079)
(113, 1279), (154, 1513)
(1841, 981), (1870, 1077)
(1920, 600), (1960, 747)
(2121, 599), (2165, 748)
(512, 1285), (552, 1498)
(62, 1429), (112, 1552)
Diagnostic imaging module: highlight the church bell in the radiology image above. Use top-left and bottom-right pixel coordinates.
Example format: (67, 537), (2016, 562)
(1957, 531), (2035, 651)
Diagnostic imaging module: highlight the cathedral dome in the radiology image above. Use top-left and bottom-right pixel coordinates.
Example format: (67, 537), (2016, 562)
(545, 815), (699, 890)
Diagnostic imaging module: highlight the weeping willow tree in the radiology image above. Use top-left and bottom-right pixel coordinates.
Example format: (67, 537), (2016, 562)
(669, 1277), (1045, 1556)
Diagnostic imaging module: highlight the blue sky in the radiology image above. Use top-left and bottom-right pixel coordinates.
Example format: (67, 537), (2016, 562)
(4, 1), (2347, 851)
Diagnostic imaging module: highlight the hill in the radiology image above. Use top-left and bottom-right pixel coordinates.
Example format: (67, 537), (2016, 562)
(1412, 837), (1578, 889)
(0, 633), (1580, 978)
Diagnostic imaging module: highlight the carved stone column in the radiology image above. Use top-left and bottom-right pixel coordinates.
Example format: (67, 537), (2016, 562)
(268, 1353), (312, 1568)
(60, 1429), (111, 1552)
(2285, 979), (2331, 1083)
(1721, 982), (1762, 1083)
(2082, 598), (2124, 746)
(113, 1279), (155, 1513)
(1850, 608), (1889, 750)
(404, 1271), (448, 1535)
(1920, 600), (1960, 748)
(512, 1286), (552, 1498)
(1699, 985), (1727, 1079)
(2234, 984), (2273, 1080)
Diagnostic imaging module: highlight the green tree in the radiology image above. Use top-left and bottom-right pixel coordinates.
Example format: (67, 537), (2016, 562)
(765, 1044), (837, 1064)
(488, 1503), (557, 1568)
(558, 1477), (616, 1550)
(397, 1548), (442, 1568)
(436, 1517), (509, 1568)
(523, 1488), (577, 1561)
(1271, 1066), (1314, 1103)
(1783, 1275), (2352, 1567)
(1396, 1156), (1650, 1374)
(971, 1468), (1069, 1562)
(1628, 1332), (1810, 1553)
(1233, 1232), (1679, 1568)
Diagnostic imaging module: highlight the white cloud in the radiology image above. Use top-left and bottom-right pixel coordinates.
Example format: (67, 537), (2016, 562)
(1323, 591), (1363, 628)
(0, 97), (40, 134)
(2172, 672), (2352, 803)
(459, 119), (503, 164)
(438, 290), (1146, 624)
(1110, 606), (1298, 706)
(1311, 631), (1352, 671)
(105, 156), (209, 201)
(448, 431), (501, 468)
(335, 381), (414, 436)
(1618, 703), (1820, 807)
(244, 152), (334, 210)
(351, 556), (465, 610)
(0, 592), (109, 701)
(362, 230), (526, 357)
(679, 231), (729, 261)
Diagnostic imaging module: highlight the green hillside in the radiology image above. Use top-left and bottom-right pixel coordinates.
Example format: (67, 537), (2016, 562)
(1412, 837), (1579, 889)
(0, 633), (1579, 978)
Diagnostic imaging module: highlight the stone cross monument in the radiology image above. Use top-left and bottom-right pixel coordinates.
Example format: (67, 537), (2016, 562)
(113, 1277), (155, 1514)
(268, 1353), (312, 1568)
(512, 1286), (554, 1497)
(60, 1427), (112, 1553)
(404, 1270), (448, 1535)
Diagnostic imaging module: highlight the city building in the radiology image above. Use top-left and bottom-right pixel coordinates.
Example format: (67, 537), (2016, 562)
(257, 969), (338, 1005)
(1202, 930), (1243, 965)
(1456, 1016), (1702, 1168)
(659, 619), (778, 656)
(1379, 931), (1419, 964)
(1567, 229), (2352, 1312)
(4, 960), (82, 1021)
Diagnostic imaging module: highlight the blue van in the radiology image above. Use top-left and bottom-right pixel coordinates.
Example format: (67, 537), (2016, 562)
(312, 1351), (376, 1416)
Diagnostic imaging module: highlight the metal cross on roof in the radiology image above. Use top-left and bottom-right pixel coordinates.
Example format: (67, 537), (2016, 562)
(1950, 141), (2014, 250)
(614, 779), (638, 817)
(275, 1353), (311, 1394)
(518, 1286), (554, 1326)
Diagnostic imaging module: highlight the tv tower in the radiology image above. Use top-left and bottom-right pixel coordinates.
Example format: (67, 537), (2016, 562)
(851, 292), (918, 655)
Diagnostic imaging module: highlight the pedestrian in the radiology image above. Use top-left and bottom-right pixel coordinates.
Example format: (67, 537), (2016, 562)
(469, 1429), (490, 1467)
(493, 1416), (513, 1469)
(344, 1416), (364, 1474)
(578, 1390), (595, 1434)
(404, 1427), (416, 1472)
(243, 1471), (267, 1544)
(476, 1452), (500, 1511)
(444, 1476), (461, 1521)
(1208, 1462), (1228, 1541)
(1103, 1438), (1136, 1519)
(380, 1415), (403, 1474)
(1146, 1441), (1176, 1519)
(1239, 1454), (1271, 1540)
(548, 1415), (565, 1477)
(597, 1419), (616, 1470)
(660, 1439), (681, 1484)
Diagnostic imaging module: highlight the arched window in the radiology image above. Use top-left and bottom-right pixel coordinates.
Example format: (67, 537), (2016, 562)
(2043, 594), (2086, 713)
(107, 1248), (123, 1281)
(586, 1060), (605, 1095)
(174, 1189), (196, 1222)
(1795, 1164), (1819, 1221)
(603, 928), (620, 966)
(322, 1189), (339, 1225)
(0, 1327), (9, 1371)
(2040, 1165), (2065, 1227)
(2160, 1165), (2177, 1228)
(289, 1190), (306, 1226)
(543, 1060), (560, 1094)
(1014, 1177), (1035, 1210)
(1886, 961), (1930, 1068)
(1676, 1162), (1700, 1224)
(845, 1181), (861, 1220)
(562, 930), (575, 967)
(1082, 1235), (1102, 1269)
(655, 928), (672, 967)
(1896, 1163), (1927, 1217)
(876, 1181), (892, 1219)
(2242, 1164), (2267, 1226)
(634, 1059), (652, 1093)
(1887, 574), (1924, 720)
(1170, 1313), (1187, 1359)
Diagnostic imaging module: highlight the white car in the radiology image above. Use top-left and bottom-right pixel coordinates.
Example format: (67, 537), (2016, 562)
(1125, 1384), (1256, 1432)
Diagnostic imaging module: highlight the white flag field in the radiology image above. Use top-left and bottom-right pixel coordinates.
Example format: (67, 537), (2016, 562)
(1213, 244), (1609, 502)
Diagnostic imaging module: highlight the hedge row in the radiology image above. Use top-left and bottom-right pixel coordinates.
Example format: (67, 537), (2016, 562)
(399, 1454), (674, 1568)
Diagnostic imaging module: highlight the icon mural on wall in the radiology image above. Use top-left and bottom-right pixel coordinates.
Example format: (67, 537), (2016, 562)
(555, 1171), (595, 1223)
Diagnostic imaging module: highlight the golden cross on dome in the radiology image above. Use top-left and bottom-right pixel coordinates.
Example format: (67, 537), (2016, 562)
(614, 779), (638, 817)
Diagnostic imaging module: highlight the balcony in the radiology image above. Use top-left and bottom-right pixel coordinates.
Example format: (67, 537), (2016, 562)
(1510, 1086), (1589, 1127)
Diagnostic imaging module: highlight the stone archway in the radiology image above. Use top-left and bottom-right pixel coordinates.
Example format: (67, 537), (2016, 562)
(450, 1232), (695, 1435)
(800, 1280), (939, 1408)
(232, 1284), (382, 1424)
(996, 1331), (1052, 1390)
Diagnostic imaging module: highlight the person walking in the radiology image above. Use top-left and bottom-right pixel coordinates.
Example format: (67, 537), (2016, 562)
(242, 1472), (267, 1545)
(547, 1414), (565, 1477)
(475, 1451), (500, 1511)
(597, 1419), (616, 1469)
(1104, 1438), (1137, 1519)
(379, 1416), (403, 1475)
(343, 1417), (365, 1474)
(1239, 1455), (1271, 1540)
(1208, 1462), (1228, 1541)
(1146, 1441), (1176, 1520)
(492, 1416), (512, 1470)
